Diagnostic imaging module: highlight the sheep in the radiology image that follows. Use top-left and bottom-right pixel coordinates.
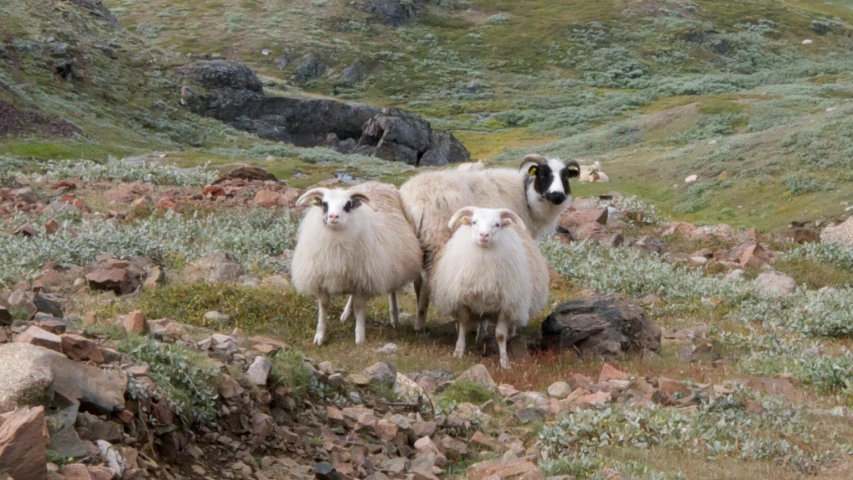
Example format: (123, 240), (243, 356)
(290, 182), (422, 346)
(579, 160), (609, 183)
(398, 153), (579, 332)
(455, 160), (487, 171)
(430, 207), (549, 368)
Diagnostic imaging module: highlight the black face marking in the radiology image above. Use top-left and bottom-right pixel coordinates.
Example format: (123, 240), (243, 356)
(343, 200), (353, 213)
(529, 164), (554, 196)
(321, 201), (328, 213)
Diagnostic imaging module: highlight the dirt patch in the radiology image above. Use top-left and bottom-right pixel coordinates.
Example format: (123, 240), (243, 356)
(0, 101), (79, 138)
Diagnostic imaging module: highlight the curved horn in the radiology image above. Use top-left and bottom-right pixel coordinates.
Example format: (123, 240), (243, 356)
(565, 160), (581, 178)
(296, 187), (330, 207)
(519, 153), (547, 173)
(448, 206), (477, 232)
(498, 209), (527, 232)
(349, 192), (376, 211)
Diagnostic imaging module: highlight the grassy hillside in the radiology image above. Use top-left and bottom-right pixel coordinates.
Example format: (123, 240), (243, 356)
(3, 0), (853, 228)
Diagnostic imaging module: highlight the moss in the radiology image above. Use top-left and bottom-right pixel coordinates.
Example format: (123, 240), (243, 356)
(269, 349), (314, 400)
(438, 380), (497, 406)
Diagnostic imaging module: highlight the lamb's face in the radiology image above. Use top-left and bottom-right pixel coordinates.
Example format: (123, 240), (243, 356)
(297, 188), (368, 230)
(463, 208), (511, 247)
(522, 157), (580, 206)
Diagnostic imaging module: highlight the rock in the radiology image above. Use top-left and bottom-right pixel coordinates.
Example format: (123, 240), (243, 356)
(143, 266), (167, 289)
(202, 310), (234, 328)
(625, 236), (667, 255)
(576, 391), (612, 407)
(375, 418), (399, 442)
(0, 307), (10, 326)
(598, 363), (628, 382)
(514, 407), (545, 424)
(547, 381), (572, 399)
(559, 208), (608, 229)
(412, 420), (436, 438)
(0, 343), (56, 412)
(343, 62), (368, 86)
(86, 267), (140, 295)
(685, 174), (698, 183)
(471, 431), (499, 451)
(361, 361), (397, 388)
(394, 372), (426, 403)
(414, 437), (447, 467)
(183, 60), (263, 92)
(9, 290), (62, 319)
(737, 377), (805, 402)
(60, 334), (104, 363)
(731, 242), (772, 268)
(540, 295), (661, 359)
(0, 406), (49, 480)
(455, 364), (496, 390)
(355, 0), (423, 27)
(754, 272), (797, 296)
(77, 413), (122, 442)
(247, 356), (272, 385)
(315, 461), (341, 480)
(375, 342), (398, 354)
(293, 53), (326, 85)
(192, 252), (245, 283)
(820, 217), (853, 247)
(467, 459), (543, 480)
(13, 223), (36, 236)
(119, 310), (149, 334)
(406, 370), (454, 394)
(441, 435), (468, 459)
(212, 166), (278, 184)
(420, 131), (470, 166)
(15, 325), (63, 353)
(253, 190), (282, 208)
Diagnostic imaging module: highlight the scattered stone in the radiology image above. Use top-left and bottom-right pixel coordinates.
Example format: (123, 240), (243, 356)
(547, 381), (572, 399)
(599, 363), (628, 383)
(467, 459), (543, 480)
(514, 407), (544, 424)
(375, 343), (398, 354)
(375, 418), (399, 442)
(361, 361), (397, 388)
(754, 272), (797, 296)
(685, 174), (698, 183)
(414, 437), (447, 467)
(394, 372), (426, 404)
(15, 325), (62, 353)
(821, 217), (853, 247)
(86, 267), (140, 295)
(540, 295), (661, 359)
(626, 236), (667, 255)
(315, 461), (341, 480)
(247, 356), (272, 385)
(455, 364), (496, 390)
(0, 406), (49, 480)
(212, 166), (278, 185)
(576, 391), (612, 407)
(61, 334), (105, 362)
(119, 310), (149, 334)
(77, 413), (122, 442)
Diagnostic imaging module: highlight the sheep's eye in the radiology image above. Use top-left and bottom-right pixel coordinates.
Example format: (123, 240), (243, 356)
(472, 221), (478, 225)
(312, 197), (322, 206)
(495, 223), (500, 228)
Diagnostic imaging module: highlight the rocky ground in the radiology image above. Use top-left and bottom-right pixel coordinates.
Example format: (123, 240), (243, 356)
(2, 158), (853, 480)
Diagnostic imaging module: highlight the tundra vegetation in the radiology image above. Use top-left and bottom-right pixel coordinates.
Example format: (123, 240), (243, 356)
(2, 0), (853, 479)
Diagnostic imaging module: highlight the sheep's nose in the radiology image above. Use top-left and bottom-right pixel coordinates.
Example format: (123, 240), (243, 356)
(479, 233), (490, 241)
(545, 192), (566, 204)
(329, 214), (340, 219)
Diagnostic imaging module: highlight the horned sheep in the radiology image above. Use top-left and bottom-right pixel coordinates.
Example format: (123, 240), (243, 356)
(398, 153), (579, 331)
(430, 207), (549, 368)
(290, 182), (422, 346)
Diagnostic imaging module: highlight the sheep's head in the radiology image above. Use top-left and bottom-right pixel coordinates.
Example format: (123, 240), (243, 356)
(448, 206), (526, 247)
(296, 187), (370, 230)
(520, 154), (580, 206)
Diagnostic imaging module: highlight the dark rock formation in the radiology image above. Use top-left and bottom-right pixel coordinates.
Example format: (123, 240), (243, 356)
(180, 60), (470, 166)
(353, 0), (425, 27)
(538, 294), (661, 359)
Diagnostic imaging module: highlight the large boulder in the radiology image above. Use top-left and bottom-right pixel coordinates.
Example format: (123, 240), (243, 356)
(754, 271), (797, 296)
(181, 60), (263, 93)
(0, 343), (57, 413)
(354, 0), (425, 27)
(292, 53), (326, 85)
(539, 294), (661, 359)
(820, 217), (853, 247)
(420, 131), (470, 166)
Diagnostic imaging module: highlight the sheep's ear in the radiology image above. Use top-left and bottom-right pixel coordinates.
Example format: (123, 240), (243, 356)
(565, 160), (581, 179)
(296, 188), (329, 207)
(448, 207), (476, 232)
(520, 153), (546, 176)
(349, 193), (376, 211)
(498, 209), (526, 231)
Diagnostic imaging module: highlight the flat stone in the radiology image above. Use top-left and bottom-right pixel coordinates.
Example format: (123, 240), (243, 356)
(119, 310), (148, 334)
(15, 325), (63, 353)
(247, 356), (272, 385)
(61, 334), (105, 363)
(455, 364), (495, 390)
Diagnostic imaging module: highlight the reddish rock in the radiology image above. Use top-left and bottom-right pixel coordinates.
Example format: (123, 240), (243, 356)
(155, 197), (178, 209)
(254, 190), (281, 208)
(212, 166), (278, 185)
(51, 180), (78, 190)
(559, 208), (608, 229)
(570, 222), (609, 242)
(61, 334), (105, 363)
(120, 311), (148, 334)
(692, 248), (714, 259)
(741, 377), (805, 402)
(59, 463), (93, 480)
(0, 406), (49, 480)
(202, 186), (227, 198)
(13, 223), (36, 236)
(86, 267), (140, 295)
(16, 326), (63, 352)
(732, 242), (772, 268)
(130, 196), (153, 208)
(375, 419), (399, 442)
(576, 391), (612, 407)
(470, 431), (499, 450)
(87, 466), (115, 480)
(599, 363), (627, 383)
(467, 459), (543, 480)
(44, 218), (61, 235)
(656, 377), (691, 399)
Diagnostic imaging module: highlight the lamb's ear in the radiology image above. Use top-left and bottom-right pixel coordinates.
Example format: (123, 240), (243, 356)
(349, 193), (375, 211)
(520, 153), (546, 176)
(296, 188), (329, 207)
(448, 206), (476, 232)
(498, 209), (526, 231)
(565, 160), (581, 179)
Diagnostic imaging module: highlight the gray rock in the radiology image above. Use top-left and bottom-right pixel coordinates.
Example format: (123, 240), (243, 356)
(540, 294), (661, 360)
(420, 131), (470, 167)
(343, 62), (368, 86)
(355, 0), (425, 27)
(247, 356), (272, 385)
(182, 60), (263, 92)
(514, 407), (545, 424)
(626, 236), (667, 255)
(293, 53), (325, 85)
(755, 271), (797, 296)
(0, 343), (56, 413)
(455, 364), (495, 390)
(76, 412), (122, 442)
(547, 381), (571, 399)
(361, 361), (397, 388)
(315, 461), (341, 480)
(69, 0), (120, 27)
(203, 311), (234, 328)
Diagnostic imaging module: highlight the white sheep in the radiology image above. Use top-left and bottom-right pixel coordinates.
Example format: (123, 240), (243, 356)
(399, 153), (578, 332)
(290, 182), (422, 345)
(579, 160), (609, 183)
(430, 207), (549, 368)
(455, 160), (487, 171)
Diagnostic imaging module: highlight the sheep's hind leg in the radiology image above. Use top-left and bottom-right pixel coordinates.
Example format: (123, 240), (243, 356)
(353, 294), (369, 345)
(414, 274), (430, 332)
(496, 316), (511, 369)
(454, 307), (471, 358)
(388, 292), (399, 328)
(313, 292), (331, 346)
(340, 296), (353, 323)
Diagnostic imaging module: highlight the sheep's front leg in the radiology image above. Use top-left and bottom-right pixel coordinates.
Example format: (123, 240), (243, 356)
(340, 295), (353, 323)
(388, 291), (399, 328)
(414, 273), (430, 332)
(454, 306), (471, 358)
(475, 319), (490, 344)
(313, 292), (331, 346)
(496, 316), (511, 369)
(352, 294), (369, 345)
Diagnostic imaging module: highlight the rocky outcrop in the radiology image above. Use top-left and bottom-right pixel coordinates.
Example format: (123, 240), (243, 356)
(180, 60), (469, 166)
(539, 294), (661, 359)
(352, 0), (429, 27)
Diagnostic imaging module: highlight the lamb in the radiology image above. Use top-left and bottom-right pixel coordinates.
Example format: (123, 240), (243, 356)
(579, 160), (609, 183)
(290, 182), (422, 346)
(398, 153), (579, 332)
(430, 207), (549, 368)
